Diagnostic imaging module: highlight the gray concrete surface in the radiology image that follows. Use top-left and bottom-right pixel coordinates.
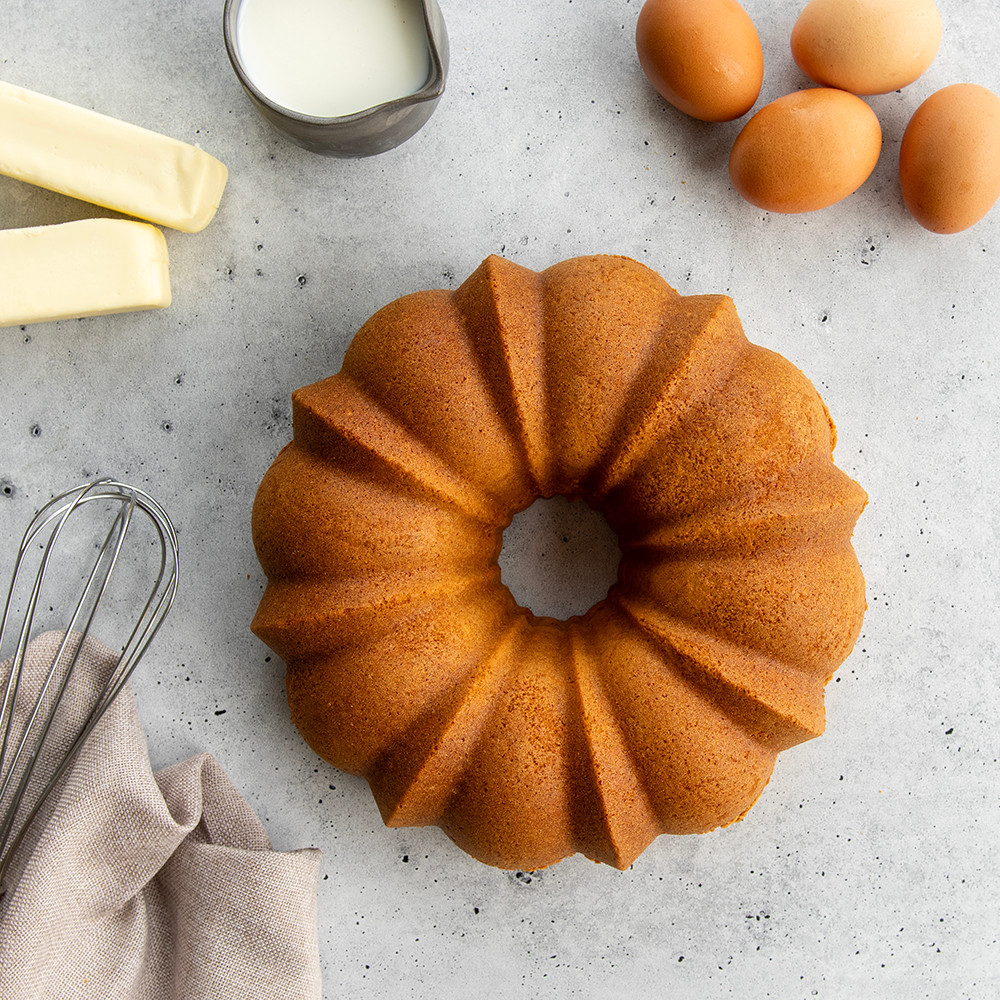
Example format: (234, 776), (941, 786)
(2, 1), (998, 996)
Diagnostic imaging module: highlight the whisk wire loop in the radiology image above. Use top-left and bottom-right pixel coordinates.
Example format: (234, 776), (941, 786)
(0, 490), (133, 800)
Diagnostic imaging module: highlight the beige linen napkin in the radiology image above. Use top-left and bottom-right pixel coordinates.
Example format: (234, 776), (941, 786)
(0, 631), (322, 999)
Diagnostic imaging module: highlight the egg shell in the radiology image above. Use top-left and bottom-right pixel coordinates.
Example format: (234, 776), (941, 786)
(790, 0), (942, 96)
(729, 88), (882, 213)
(899, 84), (1000, 234)
(635, 0), (763, 123)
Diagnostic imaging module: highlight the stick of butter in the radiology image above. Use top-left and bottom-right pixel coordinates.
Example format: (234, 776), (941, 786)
(0, 219), (171, 328)
(0, 80), (227, 233)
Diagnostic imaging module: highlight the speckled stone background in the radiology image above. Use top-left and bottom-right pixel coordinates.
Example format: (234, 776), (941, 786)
(2, 1), (998, 996)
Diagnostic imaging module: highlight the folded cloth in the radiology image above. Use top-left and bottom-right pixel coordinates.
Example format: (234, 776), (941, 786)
(0, 631), (322, 1000)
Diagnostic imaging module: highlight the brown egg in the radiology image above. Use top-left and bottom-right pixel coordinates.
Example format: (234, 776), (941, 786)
(729, 88), (882, 213)
(899, 84), (1000, 234)
(791, 0), (942, 96)
(635, 0), (763, 123)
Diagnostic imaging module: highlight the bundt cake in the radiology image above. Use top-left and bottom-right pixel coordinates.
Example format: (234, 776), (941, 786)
(251, 254), (867, 871)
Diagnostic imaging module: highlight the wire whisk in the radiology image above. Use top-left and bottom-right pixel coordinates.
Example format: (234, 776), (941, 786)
(0, 480), (178, 896)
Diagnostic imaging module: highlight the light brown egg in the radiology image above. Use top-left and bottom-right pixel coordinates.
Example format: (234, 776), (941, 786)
(635, 0), (763, 123)
(729, 88), (882, 213)
(899, 84), (1000, 234)
(791, 0), (942, 96)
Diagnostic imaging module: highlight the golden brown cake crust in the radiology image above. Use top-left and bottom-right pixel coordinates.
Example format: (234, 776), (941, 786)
(251, 254), (867, 870)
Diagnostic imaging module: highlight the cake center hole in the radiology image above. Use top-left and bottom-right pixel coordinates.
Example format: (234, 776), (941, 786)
(498, 496), (621, 619)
